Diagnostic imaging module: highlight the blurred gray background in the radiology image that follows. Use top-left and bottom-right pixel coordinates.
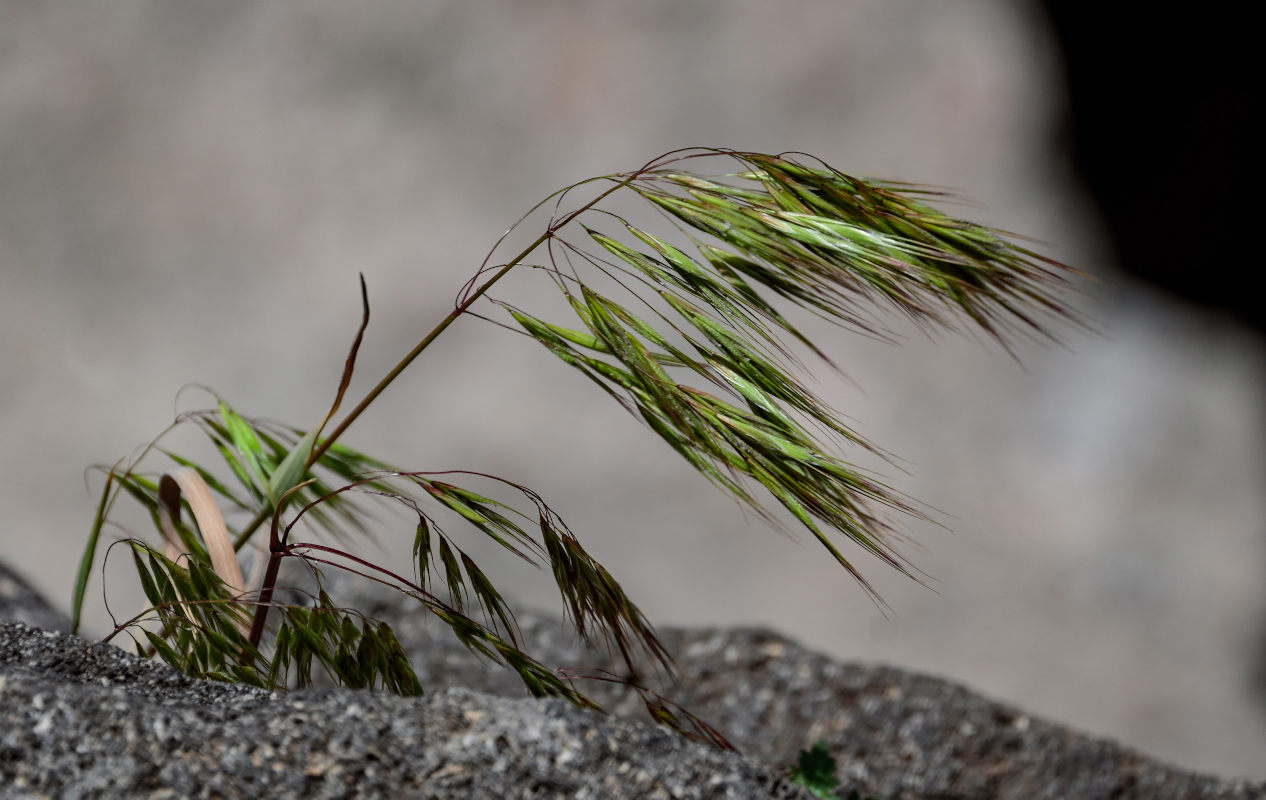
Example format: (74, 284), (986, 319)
(2, 2), (1263, 778)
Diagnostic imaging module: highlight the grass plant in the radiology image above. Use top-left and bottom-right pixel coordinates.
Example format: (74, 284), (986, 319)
(71, 148), (1080, 745)
(788, 741), (880, 799)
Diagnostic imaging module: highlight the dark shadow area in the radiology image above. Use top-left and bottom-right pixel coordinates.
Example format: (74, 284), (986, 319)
(1037, 1), (1266, 710)
(1039, 4), (1257, 332)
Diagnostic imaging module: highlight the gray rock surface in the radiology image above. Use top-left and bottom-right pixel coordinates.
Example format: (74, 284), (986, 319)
(0, 563), (71, 635)
(300, 573), (1266, 800)
(0, 622), (807, 800)
(3, 568), (1263, 799)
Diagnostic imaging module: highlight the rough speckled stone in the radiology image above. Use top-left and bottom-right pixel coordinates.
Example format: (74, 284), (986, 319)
(3, 567), (1263, 799)
(0, 563), (71, 635)
(286, 571), (1266, 800)
(0, 622), (808, 800)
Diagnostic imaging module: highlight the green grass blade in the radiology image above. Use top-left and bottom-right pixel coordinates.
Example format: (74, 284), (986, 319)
(267, 428), (317, 508)
(220, 400), (270, 487)
(72, 467), (117, 633)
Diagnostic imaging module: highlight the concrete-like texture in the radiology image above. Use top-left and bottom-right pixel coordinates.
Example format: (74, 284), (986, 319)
(2, 2), (1264, 778)
(0, 623), (810, 800)
(3, 572), (1263, 799)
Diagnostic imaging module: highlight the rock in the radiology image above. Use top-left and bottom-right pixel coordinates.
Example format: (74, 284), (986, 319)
(293, 573), (1266, 800)
(0, 622), (807, 800)
(0, 562), (71, 635)
(3, 565), (1263, 799)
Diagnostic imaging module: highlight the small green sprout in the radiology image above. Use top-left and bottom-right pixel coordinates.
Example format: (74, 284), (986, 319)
(788, 741), (880, 800)
(789, 741), (843, 798)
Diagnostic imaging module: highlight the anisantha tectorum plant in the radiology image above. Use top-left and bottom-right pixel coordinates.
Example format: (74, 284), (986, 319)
(72, 148), (1080, 747)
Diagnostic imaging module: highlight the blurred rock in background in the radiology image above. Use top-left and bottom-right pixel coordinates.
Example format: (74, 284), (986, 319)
(1, 1), (1262, 778)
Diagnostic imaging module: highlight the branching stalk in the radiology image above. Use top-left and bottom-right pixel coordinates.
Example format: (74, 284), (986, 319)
(76, 148), (1083, 743)
(230, 173), (638, 553)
